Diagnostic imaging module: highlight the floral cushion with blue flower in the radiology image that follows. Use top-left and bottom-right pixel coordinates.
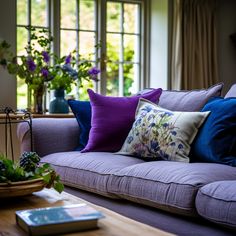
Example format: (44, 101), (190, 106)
(117, 98), (210, 162)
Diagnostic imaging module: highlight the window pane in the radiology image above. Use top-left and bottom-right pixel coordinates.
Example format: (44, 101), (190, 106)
(124, 35), (139, 63)
(79, 32), (95, 57)
(80, 0), (95, 30)
(60, 30), (77, 56)
(17, 27), (28, 55)
(78, 80), (94, 100)
(31, 0), (47, 27)
(107, 33), (120, 63)
(106, 62), (119, 96)
(61, 0), (76, 28)
(123, 63), (134, 96)
(17, 77), (27, 109)
(107, 2), (121, 32)
(17, 0), (27, 25)
(124, 3), (139, 34)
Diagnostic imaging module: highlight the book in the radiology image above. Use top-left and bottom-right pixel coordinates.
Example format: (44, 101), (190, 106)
(15, 203), (104, 236)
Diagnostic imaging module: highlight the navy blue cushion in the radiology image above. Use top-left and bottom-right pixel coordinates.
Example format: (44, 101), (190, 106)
(68, 100), (91, 151)
(191, 97), (236, 166)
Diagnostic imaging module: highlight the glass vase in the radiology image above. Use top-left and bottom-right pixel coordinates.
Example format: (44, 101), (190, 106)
(33, 85), (45, 114)
(49, 89), (69, 114)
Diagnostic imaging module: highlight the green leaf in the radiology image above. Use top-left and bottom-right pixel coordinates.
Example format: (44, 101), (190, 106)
(42, 172), (51, 184)
(53, 181), (64, 193)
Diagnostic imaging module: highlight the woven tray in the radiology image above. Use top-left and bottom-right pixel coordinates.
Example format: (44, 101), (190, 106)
(0, 178), (45, 198)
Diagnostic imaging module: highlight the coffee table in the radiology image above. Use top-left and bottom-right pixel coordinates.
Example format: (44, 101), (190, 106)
(0, 188), (174, 236)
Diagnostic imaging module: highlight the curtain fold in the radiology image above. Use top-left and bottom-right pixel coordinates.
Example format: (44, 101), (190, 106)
(171, 0), (219, 90)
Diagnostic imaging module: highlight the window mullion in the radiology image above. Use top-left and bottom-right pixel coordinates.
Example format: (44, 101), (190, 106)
(119, 3), (124, 96)
(98, 0), (107, 95)
(27, 0), (32, 109)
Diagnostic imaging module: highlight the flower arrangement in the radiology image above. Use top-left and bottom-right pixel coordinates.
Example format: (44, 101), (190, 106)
(0, 152), (64, 193)
(0, 26), (100, 95)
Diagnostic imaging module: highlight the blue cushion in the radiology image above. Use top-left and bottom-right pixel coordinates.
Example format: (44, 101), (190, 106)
(191, 97), (236, 166)
(68, 100), (91, 151)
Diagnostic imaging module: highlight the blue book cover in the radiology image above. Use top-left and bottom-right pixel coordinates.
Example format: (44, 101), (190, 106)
(15, 203), (104, 236)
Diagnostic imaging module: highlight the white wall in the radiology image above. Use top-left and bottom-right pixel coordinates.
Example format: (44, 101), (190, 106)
(149, 0), (170, 89)
(0, 0), (18, 158)
(0, 0), (16, 108)
(217, 0), (236, 95)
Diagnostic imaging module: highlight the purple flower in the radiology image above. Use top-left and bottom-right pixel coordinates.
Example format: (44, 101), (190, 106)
(41, 68), (49, 78)
(88, 67), (100, 82)
(65, 54), (72, 64)
(27, 57), (36, 72)
(42, 51), (50, 63)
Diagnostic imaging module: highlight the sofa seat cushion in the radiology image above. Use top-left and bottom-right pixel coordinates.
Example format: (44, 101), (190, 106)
(196, 181), (236, 229)
(107, 161), (236, 216)
(41, 151), (144, 197)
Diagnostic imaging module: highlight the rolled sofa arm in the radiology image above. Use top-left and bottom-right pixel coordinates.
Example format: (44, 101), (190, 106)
(17, 118), (80, 157)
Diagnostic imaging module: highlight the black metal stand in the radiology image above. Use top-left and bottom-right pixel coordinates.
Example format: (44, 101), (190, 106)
(0, 107), (33, 162)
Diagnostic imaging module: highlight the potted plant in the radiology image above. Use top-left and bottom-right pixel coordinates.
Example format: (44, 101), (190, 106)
(0, 152), (64, 197)
(48, 51), (100, 114)
(0, 27), (100, 114)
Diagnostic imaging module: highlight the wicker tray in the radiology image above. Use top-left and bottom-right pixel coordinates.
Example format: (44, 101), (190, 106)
(0, 178), (45, 198)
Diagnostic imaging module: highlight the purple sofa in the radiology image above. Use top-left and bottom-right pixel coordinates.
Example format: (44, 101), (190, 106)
(17, 84), (236, 235)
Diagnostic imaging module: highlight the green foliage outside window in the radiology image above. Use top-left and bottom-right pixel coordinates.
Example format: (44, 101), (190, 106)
(16, 1), (139, 108)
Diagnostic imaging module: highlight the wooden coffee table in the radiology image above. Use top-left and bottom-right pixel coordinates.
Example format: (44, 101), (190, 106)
(0, 188), (174, 236)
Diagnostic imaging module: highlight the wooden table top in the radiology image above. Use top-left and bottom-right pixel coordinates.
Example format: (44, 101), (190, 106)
(0, 188), (174, 236)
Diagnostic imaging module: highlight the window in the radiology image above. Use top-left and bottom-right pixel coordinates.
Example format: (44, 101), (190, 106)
(16, 0), (147, 109)
(106, 1), (141, 96)
(17, 0), (50, 109)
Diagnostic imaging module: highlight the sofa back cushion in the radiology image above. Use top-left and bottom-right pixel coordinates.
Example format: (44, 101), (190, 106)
(82, 88), (162, 152)
(225, 83), (236, 98)
(138, 83), (224, 111)
(191, 97), (236, 166)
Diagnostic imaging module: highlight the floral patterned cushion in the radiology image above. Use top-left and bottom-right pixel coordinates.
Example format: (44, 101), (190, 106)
(118, 99), (210, 162)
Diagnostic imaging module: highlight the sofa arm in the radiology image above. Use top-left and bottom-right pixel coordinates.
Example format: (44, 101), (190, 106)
(17, 118), (80, 157)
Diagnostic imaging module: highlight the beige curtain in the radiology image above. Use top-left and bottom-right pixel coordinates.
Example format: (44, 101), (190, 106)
(171, 0), (219, 90)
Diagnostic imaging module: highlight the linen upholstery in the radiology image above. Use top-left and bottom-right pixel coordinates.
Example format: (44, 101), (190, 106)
(225, 83), (236, 98)
(196, 181), (236, 229)
(41, 152), (144, 197)
(17, 118), (79, 157)
(107, 161), (236, 216)
(138, 83), (223, 111)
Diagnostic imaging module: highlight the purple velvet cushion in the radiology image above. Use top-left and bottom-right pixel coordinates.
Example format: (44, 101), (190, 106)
(82, 88), (162, 152)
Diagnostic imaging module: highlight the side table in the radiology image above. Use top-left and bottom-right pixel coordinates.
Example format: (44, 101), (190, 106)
(0, 107), (33, 162)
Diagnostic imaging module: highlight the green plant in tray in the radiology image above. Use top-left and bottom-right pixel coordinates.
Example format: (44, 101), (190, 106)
(0, 152), (64, 193)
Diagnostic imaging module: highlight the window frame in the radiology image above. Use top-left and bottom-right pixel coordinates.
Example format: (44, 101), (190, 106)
(16, 0), (150, 108)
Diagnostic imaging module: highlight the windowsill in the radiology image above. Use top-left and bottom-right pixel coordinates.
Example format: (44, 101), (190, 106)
(0, 113), (75, 120)
(31, 113), (75, 118)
